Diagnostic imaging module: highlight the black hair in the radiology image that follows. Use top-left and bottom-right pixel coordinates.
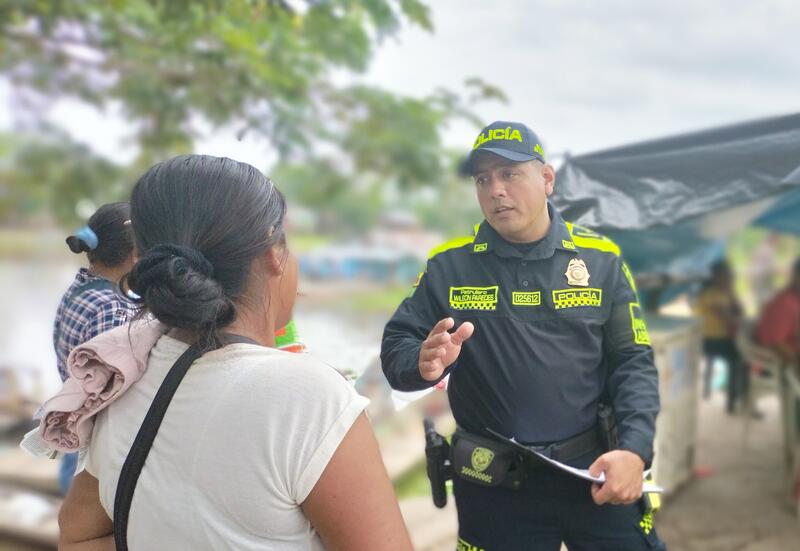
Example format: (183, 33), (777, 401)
(126, 155), (286, 348)
(710, 259), (730, 276)
(66, 202), (133, 267)
(700, 259), (731, 290)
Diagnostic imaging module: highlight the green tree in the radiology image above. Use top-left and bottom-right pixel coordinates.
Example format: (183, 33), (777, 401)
(0, 132), (125, 226)
(409, 152), (484, 237)
(0, 0), (503, 228)
(270, 84), (495, 231)
(1, 1), (428, 152)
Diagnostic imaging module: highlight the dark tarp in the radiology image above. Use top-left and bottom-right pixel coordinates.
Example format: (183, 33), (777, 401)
(755, 186), (800, 234)
(552, 113), (800, 287)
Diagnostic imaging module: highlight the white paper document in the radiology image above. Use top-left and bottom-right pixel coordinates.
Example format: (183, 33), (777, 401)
(486, 428), (664, 493)
(529, 446), (664, 493)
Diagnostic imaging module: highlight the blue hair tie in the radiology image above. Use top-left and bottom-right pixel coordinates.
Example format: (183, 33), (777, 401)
(75, 226), (99, 251)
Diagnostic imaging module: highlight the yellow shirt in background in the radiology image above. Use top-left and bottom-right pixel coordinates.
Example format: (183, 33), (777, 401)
(696, 287), (736, 339)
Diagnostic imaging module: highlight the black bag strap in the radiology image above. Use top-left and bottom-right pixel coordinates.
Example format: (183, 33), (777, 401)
(112, 333), (259, 550)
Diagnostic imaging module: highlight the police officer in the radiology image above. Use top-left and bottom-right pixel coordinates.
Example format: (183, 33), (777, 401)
(381, 121), (665, 550)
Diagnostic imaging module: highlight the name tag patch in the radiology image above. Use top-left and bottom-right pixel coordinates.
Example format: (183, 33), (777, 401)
(450, 286), (499, 311)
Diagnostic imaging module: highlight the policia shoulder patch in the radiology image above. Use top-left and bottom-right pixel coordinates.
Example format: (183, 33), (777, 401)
(629, 302), (651, 345)
(450, 286), (499, 311)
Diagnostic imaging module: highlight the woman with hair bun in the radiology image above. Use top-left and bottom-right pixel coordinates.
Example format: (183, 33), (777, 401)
(58, 155), (412, 550)
(53, 202), (137, 494)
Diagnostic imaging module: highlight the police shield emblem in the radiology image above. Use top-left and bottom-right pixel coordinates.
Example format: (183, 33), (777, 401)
(565, 258), (590, 287)
(471, 447), (495, 473)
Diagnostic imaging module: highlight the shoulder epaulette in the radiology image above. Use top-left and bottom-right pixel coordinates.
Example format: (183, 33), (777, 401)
(565, 222), (621, 257)
(427, 235), (476, 259)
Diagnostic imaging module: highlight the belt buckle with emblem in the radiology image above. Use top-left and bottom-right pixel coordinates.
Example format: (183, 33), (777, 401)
(565, 258), (590, 286)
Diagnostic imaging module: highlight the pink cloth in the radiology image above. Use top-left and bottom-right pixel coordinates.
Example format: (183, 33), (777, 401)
(39, 319), (167, 452)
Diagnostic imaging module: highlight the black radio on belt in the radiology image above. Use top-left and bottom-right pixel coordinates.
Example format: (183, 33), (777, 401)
(423, 417), (452, 508)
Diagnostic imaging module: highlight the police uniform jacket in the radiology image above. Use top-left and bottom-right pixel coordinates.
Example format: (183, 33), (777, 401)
(381, 204), (660, 465)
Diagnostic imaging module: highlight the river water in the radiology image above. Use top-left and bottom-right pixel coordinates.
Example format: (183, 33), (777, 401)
(0, 259), (388, 400)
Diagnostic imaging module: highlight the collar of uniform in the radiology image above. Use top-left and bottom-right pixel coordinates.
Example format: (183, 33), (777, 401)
(472, 203), (577, 260)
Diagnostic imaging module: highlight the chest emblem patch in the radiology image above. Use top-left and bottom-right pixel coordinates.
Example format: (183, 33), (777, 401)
(565, 258), (590, 286)
(449, 286), (499, 311)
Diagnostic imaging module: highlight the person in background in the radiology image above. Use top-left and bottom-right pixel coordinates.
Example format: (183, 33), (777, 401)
(755, 258), (800, 371)
(695, 260), (744, 412)
(53, 202), (137, 494)
(749, 233), (780, 309)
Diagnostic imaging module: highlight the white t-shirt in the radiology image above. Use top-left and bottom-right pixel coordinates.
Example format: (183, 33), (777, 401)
(85, 334), (369, 550)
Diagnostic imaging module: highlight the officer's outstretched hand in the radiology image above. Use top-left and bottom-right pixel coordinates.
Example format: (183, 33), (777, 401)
(588, 450), (645, 505)
(418, 317), (474, 382)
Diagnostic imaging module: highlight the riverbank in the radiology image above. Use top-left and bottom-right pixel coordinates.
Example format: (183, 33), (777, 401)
(0, 229), (69, 261)
(297, 278), (410, 315)
(0, 229), (334, 259)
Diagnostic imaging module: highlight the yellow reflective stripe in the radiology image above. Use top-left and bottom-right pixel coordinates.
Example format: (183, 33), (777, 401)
(622, 262), (638, 295)
(571, 234), (620, 256)
(565, 221), (600, 238)
(566, 222), (621, 256)
(473, 223), (481, 235)
(640, 512), (654, 535)
(642, 473), (661, 514)
(457, 537), (486, 551)
(427, 236), (475, 259)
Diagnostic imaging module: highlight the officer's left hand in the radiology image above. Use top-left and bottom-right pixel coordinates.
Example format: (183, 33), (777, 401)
(588, 450), (645, 505)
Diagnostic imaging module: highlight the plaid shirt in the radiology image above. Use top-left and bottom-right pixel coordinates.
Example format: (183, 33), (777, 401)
(53, 268), (137, 381)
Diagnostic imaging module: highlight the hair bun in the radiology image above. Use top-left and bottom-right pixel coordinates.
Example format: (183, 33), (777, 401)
(128, 244), (235, 334)
(135, 244), (214, 283)
(65, 235), (91, 254)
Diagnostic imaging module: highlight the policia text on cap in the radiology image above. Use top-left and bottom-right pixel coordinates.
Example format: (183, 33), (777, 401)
(381, 121), (666, 550)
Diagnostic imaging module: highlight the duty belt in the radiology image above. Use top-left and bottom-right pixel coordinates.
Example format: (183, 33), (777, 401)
(522, 424), (600, 464)
(451, 425), (603, 490)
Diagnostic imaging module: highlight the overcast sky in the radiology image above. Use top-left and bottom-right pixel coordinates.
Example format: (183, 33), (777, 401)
(2, 0), (799, 167)
(364, 0), (800, 155)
